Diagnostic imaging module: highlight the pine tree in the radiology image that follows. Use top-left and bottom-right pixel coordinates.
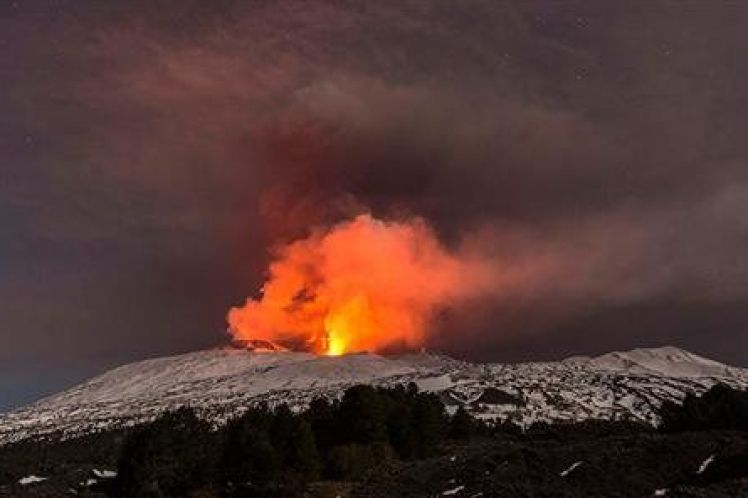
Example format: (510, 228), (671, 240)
(449, 406), (480, 440)
(115, 408), (217, 498)
(337, 385), (389, 444)
(222, 409), (280, 488)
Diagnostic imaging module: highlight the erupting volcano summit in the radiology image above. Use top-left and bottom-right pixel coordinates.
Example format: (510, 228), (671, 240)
(227, 214), (497, 356)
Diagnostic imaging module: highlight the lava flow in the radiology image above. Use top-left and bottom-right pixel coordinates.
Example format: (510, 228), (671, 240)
(227, 214), (493, 355)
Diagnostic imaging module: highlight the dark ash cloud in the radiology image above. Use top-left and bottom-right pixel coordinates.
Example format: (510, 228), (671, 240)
(2, 0), (748, 408)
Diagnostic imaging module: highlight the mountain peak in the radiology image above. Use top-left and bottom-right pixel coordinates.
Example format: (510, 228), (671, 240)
(565, 346), (735, 377)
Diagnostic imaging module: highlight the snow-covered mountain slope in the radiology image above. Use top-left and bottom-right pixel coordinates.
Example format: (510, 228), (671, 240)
(1, 346), (746, 445)
(562, 346), (741, 377)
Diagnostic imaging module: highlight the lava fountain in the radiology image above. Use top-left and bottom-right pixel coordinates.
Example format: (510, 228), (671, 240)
(227, 214), (494, 355)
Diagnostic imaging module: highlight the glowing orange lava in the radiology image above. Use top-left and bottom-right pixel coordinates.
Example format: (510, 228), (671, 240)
(227, 214), (490, 355)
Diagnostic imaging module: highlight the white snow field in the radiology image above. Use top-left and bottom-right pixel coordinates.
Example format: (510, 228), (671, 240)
(1, 346), (746, 445)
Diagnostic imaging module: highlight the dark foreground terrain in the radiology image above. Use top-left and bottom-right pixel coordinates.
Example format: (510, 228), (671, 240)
(1, 385), (746, 497)
(353, 430), (748, 497)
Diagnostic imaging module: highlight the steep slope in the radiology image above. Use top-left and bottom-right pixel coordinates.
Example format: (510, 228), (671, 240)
(1, 347), (746, 445)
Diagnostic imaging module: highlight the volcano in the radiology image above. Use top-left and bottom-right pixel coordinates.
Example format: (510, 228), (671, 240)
(1, 346), (746, 446)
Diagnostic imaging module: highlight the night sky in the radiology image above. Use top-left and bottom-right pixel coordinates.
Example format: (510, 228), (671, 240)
(2, 0), (748, 411)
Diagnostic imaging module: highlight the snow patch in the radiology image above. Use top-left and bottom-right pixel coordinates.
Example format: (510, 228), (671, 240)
(560, 461), (583, 477)
(18, 475), (47, 485)
(697, 454), (714, 474)
(92, 468), (117, 478)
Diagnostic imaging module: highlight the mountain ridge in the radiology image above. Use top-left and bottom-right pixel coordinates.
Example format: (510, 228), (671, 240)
(1, 345), (746, 446)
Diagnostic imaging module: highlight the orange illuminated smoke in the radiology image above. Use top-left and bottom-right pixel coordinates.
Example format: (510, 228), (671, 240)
(228, 214), (491, 355)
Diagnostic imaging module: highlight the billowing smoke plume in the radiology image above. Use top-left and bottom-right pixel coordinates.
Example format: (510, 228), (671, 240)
(5, 0), (748, 380)
(228, 214), (496, 355)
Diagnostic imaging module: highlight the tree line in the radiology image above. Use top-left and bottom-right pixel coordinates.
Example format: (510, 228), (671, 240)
(111, 383), (748, 497)
(114, 384), (484, 497)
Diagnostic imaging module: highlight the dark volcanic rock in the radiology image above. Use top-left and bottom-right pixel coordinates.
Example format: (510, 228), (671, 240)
(475, 387), (524, 406)
(351, 431), (748, 498)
